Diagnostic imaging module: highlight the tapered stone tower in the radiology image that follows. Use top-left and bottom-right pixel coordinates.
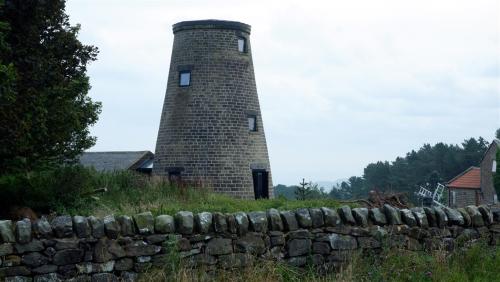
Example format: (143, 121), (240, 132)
(153, 20), (273, 199)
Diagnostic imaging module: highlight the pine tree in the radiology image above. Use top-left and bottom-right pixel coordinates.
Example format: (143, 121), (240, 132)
(295, 178), (313, 200)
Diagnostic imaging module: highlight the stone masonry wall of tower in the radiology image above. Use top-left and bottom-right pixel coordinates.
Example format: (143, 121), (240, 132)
(153, 20), (273, 199)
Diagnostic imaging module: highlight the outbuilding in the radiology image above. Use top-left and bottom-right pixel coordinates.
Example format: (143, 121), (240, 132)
(78, 151), (154, 174)
(447, 167), (481, 207)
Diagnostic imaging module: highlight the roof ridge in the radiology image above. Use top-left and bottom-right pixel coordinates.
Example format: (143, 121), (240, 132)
(83, 151), (151, 154)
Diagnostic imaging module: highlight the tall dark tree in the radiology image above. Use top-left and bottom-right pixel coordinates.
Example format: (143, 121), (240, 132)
(0, 0), (100, 173)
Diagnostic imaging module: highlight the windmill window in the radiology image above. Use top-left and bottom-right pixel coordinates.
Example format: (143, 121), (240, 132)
(248, 115), (257, 131)
(238, 37), (246, 53)
(179, 71), (191, 86)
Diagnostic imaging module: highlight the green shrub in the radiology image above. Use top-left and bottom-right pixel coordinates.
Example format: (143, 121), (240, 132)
(0, 165), (95, 215)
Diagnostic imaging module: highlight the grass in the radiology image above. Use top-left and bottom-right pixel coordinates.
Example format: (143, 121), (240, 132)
(61, 170), (344, 217)
(139, 242), (500, 282)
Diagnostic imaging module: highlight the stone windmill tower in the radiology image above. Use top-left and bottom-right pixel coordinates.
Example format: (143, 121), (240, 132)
(153, 20), (273, 199)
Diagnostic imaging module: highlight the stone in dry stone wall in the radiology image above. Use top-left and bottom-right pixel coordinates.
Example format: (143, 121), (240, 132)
(287, 238), (311, 256)
(466, 206), (484, 227)
(117, 215), (135, 236)
(444, 207), (464, 226)
(309, 208), (324, 228)
(280, 211), (298, 231)
(206, 238), (232, 255)
(352, 208), (368, 227)
(175, 211), (194, 235)
(321, 207), (340, 227)
(0, 220), (15, 243)
(154, 215), (175, 234)
(338, 206), (356, 225)
(235, 233), (266, 255)
(457, 208), (472, 227)
(400, 209), (417, 227)
(433, 206), (448, 228)
(133, 212), (154, 235)
(267, 209), (283, 231)
(383, 204), (402, 225)
(478, 205), (493, 225)
(295, 208), (312, 228)
(329, 234), (357, 250)
(195, 212), (213, 234)
(248, 211), (268, 233)
(231, 213), (248, 235)
(103, 215), (121, 239)
(225, 214), (238, 234)
(212, 213), (227, 233)
(33, 217), (52, 239)
(423, 207), (437, 227)
(369, 208), (387, 226)
(15, 219), (31, 244)
(51, 216), (73, 238)
(88, 216), (105, 239)
(73, 216), (91, 238)
(410, 207), (428, 228)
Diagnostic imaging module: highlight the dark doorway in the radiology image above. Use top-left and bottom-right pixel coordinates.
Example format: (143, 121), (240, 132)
(168, 171), (181, 183)
(252, 169), (269, 199)
(166, 167), (184, 184)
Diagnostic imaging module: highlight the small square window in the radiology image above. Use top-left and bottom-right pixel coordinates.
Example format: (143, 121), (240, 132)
(248, 115), (257, 131)
(238, 37), (246, 53)
(179, 71), (191, 86)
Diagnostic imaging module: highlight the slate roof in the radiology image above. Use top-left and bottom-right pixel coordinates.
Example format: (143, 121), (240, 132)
(78, 151), (154, 172)
(447, 166), (481, 189)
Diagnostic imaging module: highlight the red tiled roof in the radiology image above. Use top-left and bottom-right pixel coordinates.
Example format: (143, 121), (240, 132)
(447, 167), (480, 189)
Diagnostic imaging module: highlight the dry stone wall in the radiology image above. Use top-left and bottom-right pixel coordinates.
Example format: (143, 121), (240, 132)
(1, 205), (499, 281)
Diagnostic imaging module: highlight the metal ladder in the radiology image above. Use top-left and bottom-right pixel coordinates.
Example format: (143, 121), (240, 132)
(415, 183), (446, 207)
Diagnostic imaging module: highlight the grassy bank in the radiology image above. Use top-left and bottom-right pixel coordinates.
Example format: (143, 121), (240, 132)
(0, 167), (344, 217)
(140, 242), (500, 282)
(51, 169), (343, 217)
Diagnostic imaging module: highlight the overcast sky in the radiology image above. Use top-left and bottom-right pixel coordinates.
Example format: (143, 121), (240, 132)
(66, 0), (499, 186)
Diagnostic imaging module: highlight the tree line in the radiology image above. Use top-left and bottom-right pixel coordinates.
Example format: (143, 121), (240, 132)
(276, 130), (499, 202)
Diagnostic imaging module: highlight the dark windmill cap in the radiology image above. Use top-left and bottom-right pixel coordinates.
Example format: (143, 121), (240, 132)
(173, 19), (251, 34)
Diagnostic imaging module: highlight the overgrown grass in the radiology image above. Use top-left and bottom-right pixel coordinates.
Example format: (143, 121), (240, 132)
(59, 169), (343, 217)
(139, 242), (500, 282)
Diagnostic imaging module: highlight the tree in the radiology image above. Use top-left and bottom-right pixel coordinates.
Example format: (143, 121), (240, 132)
(496, 128), (500, 139)
(295, 178), (313, 200)
(0, 5), (16, 129)
(0, 0), (101, 173)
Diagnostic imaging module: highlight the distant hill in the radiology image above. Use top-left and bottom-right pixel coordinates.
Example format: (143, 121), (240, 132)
(314, 179), (348, 192)
(273, 178), (347, 199)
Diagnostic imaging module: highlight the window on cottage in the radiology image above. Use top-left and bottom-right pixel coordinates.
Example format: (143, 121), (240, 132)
(179, 71), (191, 86)
(451, 191), (456, 207)
(248, 115), (257, 131)
(493, 160), (497, 172)
(238, 37), (246, 53)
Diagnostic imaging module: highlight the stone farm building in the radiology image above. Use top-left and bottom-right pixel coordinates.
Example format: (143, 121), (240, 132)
(78, 151), (154, 174)
(447, 139), (499, 207)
